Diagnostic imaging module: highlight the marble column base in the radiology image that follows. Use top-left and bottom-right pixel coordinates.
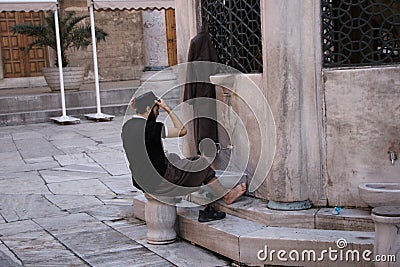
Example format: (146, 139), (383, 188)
(144, 194), (177, 245)
(266, 200), (313, 211)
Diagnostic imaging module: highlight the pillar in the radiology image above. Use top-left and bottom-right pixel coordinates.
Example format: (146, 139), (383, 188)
(142, 10), (169, 69)
(260, 0), (326, 206)
(175, 0), (200, 157)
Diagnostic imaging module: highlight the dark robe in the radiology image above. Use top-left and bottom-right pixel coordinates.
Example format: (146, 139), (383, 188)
(183, 24), (219, 154)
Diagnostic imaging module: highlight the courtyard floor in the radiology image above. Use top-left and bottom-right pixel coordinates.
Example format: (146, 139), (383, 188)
(0, 115), (230, 267)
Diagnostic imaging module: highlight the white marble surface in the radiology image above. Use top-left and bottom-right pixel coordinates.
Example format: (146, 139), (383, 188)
(0, 117), (232, 265)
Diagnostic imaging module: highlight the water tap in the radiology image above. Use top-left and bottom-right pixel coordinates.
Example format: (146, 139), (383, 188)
(388, 151), (397, 165)
(216, 143), (234, 154)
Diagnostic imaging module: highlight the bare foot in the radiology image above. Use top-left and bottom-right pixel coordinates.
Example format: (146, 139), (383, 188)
(223, 183), (247, 205)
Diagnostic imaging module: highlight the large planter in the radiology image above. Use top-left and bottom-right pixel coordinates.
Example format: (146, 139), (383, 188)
(43, 66), (85, 91)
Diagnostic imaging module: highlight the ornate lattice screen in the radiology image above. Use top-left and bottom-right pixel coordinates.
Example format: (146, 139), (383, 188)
(322, 0), (400, 67)
(201, 0), (262, 73)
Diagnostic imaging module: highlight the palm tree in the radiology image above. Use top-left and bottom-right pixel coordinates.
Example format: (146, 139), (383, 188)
(11, 11), (107, 67)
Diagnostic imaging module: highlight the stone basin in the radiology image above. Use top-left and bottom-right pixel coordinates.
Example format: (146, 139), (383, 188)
(358, 182), (400, 207)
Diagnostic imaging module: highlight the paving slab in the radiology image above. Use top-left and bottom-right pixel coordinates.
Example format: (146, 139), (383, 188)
(104, 217), (146, 240)
(1, 228), (87, 266)
(13, 138), (64, 160)
(87, 151), (126, 165)
(106, 219), (230, 267)
(82, 247), (174, 267)
(0, 132), (11, 139)
(42, 131), (83, 142)
(91, 135), (122, 147)
(0, 138), (17, 153)
(0, 241), (22, 266)
(97, 194), (138, 206)
(0, 220), (42, 236)
(34, 213), (172, 266)
(11, 131), (43, 140)
(34, 213), (104, 234)
(23, 156), (55, 164)
(39, 168), (109, 183)
(0, 152), (24, 168)
(59, 145), (117, 155)
(17, 161), (60, 172)
(47, 179), (116, 196)
(50, 138), (98, 150)
(99, 162), (130, 176)
(53, 153), (95, 166)
(0, 171), (39, 181)
(45, 195), (104, 212)
(0, 195), (65, 222)
(84, 204), (134, 221)
(0, 174), (50, 195)
(52, 163), (107, 173)
(98, 175), (133, 195)
(0, 161), (60, 173)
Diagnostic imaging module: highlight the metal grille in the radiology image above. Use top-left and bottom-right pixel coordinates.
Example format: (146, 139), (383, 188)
(201, 0), (262, 73)
(322, 0), (400, 67)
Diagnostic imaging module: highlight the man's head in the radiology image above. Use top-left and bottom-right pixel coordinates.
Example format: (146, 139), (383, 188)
(130, 91), (159, 118)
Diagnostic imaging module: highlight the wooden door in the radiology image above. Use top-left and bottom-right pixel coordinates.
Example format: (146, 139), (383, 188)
(0, 11), (49, 78)
(165, 9), (177, 66)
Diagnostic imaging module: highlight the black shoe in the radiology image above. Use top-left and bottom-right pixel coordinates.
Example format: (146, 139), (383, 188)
(198, 207), (226, 222)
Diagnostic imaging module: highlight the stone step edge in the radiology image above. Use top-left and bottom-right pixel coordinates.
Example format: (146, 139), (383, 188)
(189, 192), (374, 232)
(0, 86), (139, 99)
(0, 98), (181, 117)
(132, 194), (374, 266)
(0, 103), (130, 116)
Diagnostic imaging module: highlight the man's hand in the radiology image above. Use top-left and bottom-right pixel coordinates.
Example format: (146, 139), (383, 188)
(155, 99), (171, 113)
(156, 98), (187, 137)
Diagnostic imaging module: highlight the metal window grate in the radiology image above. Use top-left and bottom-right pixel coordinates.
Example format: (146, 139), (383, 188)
(201, 0), (262, 73)
(322, 0), (400, 68)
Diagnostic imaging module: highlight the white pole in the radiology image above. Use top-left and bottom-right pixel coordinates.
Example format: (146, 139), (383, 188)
(54, 9), (67, 118)
(90, 1), (101, 115)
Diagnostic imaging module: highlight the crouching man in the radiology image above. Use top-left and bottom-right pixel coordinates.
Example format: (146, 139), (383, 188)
(121, 91), (246, 222)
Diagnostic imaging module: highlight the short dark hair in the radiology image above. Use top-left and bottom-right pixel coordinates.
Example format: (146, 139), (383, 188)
(130, 91), (158, 114)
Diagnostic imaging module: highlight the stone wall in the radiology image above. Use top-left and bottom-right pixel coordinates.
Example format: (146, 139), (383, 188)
(66, 10), (144, 81)
(324, 66), (400, 207)
(211, 74), (266, 179)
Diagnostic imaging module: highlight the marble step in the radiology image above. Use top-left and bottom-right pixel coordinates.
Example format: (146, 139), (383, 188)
(0, 87), (137, 114)
(0, 99), (180, 126)
(0, 86), (180, 113)
(132, 194), (374, 267)
(189, 193), (374, 232)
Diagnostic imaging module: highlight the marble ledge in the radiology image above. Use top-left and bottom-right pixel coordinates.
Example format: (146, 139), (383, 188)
(209, 73), (262, 92)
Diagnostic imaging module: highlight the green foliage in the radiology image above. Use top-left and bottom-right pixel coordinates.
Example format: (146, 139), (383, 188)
(11, 12), (107, 67)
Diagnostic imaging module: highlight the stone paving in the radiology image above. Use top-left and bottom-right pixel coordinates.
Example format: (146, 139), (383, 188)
(0, 115), (230, 267)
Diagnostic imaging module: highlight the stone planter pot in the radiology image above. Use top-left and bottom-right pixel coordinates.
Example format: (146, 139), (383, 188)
(43, 66), (85, 91)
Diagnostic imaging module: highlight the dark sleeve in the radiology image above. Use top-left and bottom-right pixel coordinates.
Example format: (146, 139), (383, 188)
(145, 121), (166, 143)
(187, 39), (196, 62)
(184, 39), (196, 102)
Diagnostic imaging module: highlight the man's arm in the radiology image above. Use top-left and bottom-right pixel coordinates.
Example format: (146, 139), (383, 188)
(156, 99), (187, 138)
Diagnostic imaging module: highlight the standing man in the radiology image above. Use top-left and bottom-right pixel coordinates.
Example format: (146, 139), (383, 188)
(183, 22), (219, 155)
